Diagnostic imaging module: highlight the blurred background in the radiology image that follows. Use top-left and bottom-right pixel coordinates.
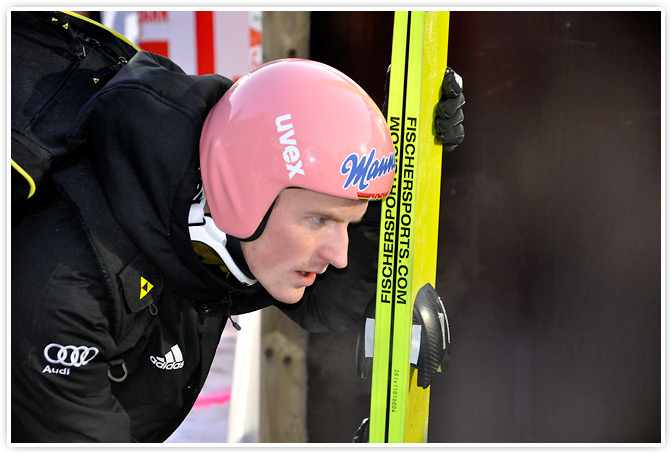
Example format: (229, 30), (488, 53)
(310, 10), (662, 444)
(76, 9), (662, 444)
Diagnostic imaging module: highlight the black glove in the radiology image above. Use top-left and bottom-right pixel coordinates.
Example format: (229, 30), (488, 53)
(381, 65), (466, 152)
(381, 65), (392, 119)
(435, 67), (465, 152)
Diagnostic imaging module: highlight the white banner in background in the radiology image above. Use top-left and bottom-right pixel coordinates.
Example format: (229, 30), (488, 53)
(102, 10), (262, 79)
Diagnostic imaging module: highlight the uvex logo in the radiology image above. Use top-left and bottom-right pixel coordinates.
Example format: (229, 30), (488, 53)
(276, 114), (305, 180)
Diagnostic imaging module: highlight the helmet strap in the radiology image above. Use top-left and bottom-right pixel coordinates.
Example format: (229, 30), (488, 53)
(240, 200), (275, 242)
(188, 196), (257, 286)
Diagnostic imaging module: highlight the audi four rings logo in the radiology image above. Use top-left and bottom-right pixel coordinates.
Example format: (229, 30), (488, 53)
(43, 343), (100, 367)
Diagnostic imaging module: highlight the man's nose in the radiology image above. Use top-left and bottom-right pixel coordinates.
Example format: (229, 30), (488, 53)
(320, 226), (349, 269)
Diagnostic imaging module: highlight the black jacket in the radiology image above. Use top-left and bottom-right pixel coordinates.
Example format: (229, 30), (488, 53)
(11, 52), (380, 442)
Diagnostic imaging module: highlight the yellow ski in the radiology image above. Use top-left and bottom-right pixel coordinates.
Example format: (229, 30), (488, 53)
(368, 10), (451, 443)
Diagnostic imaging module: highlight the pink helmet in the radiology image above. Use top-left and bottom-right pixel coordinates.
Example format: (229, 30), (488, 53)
(199, 58), (395, 239)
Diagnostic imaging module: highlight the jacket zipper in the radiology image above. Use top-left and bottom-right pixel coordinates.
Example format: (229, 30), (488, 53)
(222, 293), (241, 331)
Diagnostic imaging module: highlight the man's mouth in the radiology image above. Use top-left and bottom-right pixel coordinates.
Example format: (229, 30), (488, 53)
(297, 270), (317, 285)
(299, 267), (326, 277)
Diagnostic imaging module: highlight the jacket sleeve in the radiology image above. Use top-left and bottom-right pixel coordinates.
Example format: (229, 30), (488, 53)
(276, 201), (381, 333)
(11, 195), (136, 442)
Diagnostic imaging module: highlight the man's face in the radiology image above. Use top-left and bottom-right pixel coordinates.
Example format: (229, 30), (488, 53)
(241, 188), (368, 304)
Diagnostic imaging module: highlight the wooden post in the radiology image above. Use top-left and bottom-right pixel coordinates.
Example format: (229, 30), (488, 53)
(259, 306), (308, 442)
(258, 11), (311, 443)
(261, 11), (310, 60)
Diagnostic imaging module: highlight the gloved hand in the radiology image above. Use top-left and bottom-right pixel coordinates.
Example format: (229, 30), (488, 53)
(435, 67), (465, 152)
(381, 65), (466, 152)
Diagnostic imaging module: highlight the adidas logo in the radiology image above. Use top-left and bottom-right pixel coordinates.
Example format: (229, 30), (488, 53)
(150, 344), (184, 370)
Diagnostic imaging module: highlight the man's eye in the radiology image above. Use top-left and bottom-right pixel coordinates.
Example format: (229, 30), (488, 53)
(311, 216), (326, 225)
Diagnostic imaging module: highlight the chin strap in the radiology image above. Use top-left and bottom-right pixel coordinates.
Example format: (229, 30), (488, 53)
(188, 196), (257, 286)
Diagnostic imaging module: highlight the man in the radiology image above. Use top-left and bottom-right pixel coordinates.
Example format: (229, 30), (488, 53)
(11, 25), (464, 443)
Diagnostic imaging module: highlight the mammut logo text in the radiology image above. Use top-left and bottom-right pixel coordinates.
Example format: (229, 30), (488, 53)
(276, 114), (305, 180)
(340, 149), (395, 192)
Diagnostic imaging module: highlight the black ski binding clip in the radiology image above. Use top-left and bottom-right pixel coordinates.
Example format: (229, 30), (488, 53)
(356, 282), (451, 388)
